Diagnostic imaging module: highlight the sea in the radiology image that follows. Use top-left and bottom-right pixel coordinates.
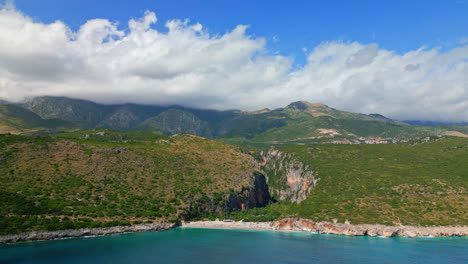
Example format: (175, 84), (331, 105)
(1, 227), (466, 263)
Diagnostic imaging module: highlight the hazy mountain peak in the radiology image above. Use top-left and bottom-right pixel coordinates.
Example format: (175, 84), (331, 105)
(243, 108), (271, 114)
(369, 113), (391, 120)
(23, 96), (111, 128)
(137, 108), (213, 138)
(285, 101), (334, 117)
(286, 101), (328, 109)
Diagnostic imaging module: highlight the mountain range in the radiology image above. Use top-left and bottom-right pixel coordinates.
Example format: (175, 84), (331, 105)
(0, 104), (77, 134)
(0, 96), (467, 144)
(403, 120), (468, 126)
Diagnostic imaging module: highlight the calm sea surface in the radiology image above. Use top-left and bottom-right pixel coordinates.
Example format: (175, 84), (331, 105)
(1, 227), (467, 264)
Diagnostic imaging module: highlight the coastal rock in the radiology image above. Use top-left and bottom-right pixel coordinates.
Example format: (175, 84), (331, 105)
(0, 223), (175, 244)
(367, 228), (379, 237)
(271, 218), (467, 238)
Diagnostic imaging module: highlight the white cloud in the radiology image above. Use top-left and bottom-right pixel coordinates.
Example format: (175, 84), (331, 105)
(346, 43), (379, 67)
(460, 37), (468, 44)
(0, 7), (467, 121)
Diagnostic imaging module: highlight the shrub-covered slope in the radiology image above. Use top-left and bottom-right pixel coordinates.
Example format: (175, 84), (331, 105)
(0, 104), (77, 134)
(21, 96), (468, 144)
(246, 136), (468, 226)
(0, 131), (266, 234)
(1, 131), (467, 235)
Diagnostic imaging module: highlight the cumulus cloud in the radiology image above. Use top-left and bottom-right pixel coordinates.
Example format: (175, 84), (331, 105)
(346, 43), (379, 67)
(0, 7), (467, 121)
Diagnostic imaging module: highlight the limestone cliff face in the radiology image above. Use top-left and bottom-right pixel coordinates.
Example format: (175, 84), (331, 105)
(227, 172), (271, 211)
(184, 172), (271, 218)
(260, 148), (319, 203)
(271, 218), (468, 238)
(0, 223), (176, 244)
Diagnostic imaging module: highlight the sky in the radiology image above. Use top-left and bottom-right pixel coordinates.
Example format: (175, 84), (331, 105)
(0, 0), (468, 121)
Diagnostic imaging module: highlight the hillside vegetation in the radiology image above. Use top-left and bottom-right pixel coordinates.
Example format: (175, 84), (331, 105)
(229, 136), (467, 226)
(1, 130), (467, 236)
(0, 131), (260, 235)
(1, 98), (468, 235)
(12, 96), (467, 144)
(0, 104), (77, 134)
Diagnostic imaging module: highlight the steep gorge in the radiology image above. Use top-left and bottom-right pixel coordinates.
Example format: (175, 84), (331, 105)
(184, 172), (271, 218)
(260, 148), (319, 203)
(227, 172), (271, 211)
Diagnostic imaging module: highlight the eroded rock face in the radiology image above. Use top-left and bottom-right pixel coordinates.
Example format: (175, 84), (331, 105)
(184, 172), (271, 217)
(227, 172), (271, 211)
(0, 223), (175, 244)
(261, 149), (319, 203)
(271, 218), (467, 238)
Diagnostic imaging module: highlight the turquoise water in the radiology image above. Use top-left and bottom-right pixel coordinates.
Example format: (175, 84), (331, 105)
(1, 228), (467, 264)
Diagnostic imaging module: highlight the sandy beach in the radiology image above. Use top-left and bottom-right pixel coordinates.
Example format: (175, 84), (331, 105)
(182, 220), (275, 231)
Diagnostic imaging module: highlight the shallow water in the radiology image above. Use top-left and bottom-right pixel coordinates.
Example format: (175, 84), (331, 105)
(1, 227), (467, 263)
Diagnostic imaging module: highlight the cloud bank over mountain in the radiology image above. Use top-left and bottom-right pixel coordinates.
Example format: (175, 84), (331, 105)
(0, 6), (467, 121)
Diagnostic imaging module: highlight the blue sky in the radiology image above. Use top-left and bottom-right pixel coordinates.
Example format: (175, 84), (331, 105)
(1, 0), (468, 121)
(11, 0), (468, 65)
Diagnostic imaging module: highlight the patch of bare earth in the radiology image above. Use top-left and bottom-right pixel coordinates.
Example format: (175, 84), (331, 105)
(441, 131), (468, 138)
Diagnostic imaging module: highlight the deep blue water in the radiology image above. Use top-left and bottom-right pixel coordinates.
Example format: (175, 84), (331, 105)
(1, 227), (467, 264)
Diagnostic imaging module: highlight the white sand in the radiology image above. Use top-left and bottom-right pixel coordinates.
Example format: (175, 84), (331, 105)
(182, 220), (275, 231)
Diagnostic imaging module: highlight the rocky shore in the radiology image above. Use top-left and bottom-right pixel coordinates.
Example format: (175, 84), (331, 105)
(271, 218), (467, 238)
(0, 222), (176, 244)
(184, 218), (468, 238)
(2, 218), (466, 244)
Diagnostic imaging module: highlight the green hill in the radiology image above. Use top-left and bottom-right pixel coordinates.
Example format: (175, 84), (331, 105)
(0, 104), (77, 134)
(0, 131), (268, 234)
(1, 131), (467, 235)
(229, 136), (468, 226)
(136, 109), (214, 138)
(23, 96), (116, 129)
(216, 101), (461, 146)
(21, 96), (468, 144)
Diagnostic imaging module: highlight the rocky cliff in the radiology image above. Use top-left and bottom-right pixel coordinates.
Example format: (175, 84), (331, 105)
(185, 172), (271, 218)
(0, 222), (175, 244)
(272, 218), (468, 238)
(227, 172), (271, 211)
(260, 148), (318, 203)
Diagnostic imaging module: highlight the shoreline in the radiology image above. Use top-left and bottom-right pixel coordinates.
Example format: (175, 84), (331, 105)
(182, 218), (468, 238)
(2, 218), (467, 244)
(182, 221), (275, 232)
(0, 222), (175, 244)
